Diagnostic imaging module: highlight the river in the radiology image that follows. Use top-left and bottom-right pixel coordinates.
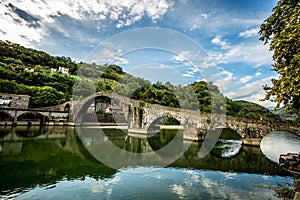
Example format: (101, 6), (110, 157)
(0, 126), (299, 199)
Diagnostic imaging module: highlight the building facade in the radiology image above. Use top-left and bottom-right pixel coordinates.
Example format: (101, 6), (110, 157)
(0, 93), (30, 109)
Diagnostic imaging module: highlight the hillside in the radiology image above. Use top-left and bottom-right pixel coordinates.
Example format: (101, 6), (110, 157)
(0, 40), (282, 121)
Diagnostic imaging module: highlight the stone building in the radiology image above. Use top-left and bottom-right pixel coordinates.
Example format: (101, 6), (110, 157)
(0, 93), (30, 109)
(51, 66), (70, 75)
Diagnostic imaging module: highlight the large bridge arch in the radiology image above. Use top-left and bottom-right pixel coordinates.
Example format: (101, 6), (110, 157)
(73, 92), (135, 125)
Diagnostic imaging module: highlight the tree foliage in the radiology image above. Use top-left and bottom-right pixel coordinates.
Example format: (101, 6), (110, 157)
(226, 99), (281, 121)
(0, 40), (78, 74)
(259, 0), (300, 113)
(131, 83), (180, 108)
(0, 40), (283, 121)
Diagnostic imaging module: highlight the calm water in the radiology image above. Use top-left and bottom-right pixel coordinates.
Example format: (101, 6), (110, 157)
(0, 126), (298, 199)
(261, 130), (300, 163)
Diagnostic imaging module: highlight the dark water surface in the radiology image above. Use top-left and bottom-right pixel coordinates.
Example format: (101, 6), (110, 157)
(0, 126), (297, 199)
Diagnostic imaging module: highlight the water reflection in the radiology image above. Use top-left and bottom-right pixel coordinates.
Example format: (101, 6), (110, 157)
(77, 127), (187, 169)
(211, 139), (243, 158)
(8, 167), (292, 200)
(0, 127), (294, 200)
(76, 128), (287, 175)
(0, 126), (116, 193)
(260, 131), (300, 163)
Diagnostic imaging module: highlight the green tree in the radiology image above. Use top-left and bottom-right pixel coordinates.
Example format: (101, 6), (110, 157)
(30, 86), (64, 107)
(259, 0), (300, 113)
(34, 65), (43, 72)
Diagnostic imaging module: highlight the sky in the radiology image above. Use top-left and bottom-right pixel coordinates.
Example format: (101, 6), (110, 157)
(0, 0), (279, 107)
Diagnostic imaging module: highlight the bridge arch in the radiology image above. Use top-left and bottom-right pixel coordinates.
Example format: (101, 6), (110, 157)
(17, 112), (48, 125)
(64, 103), (70, 112)
(0, 110), (13, 121)
(74, 92), (130, 124)
(214, 128), (241, 140)
(147, 115), (181, 132)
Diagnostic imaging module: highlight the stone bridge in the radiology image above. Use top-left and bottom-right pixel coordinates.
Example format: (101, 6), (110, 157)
(1, 92), (299, 141)
(69, 92), (300, 140)
(0, 107), (70, 126)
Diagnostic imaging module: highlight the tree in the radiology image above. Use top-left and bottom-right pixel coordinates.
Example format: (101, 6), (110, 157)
(259, 0), (300, 113)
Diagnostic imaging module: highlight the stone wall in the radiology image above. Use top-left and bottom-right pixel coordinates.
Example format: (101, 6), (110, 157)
(0, 93), (30, 109)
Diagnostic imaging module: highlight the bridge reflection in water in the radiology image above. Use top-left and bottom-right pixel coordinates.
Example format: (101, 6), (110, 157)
(0, 126), (289, 169)
(0, 126), (295, 199)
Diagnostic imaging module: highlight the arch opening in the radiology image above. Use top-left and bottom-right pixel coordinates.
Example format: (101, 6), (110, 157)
(147, 115), (183, 152)
(147, 116), (181, 133)
(0, 111), (12, 121)
(260, 130), (300, 163)
(76, 95), (127, 125)
(17, 112), (48, 126)
(208, 128), (242, 158)
(64, 103), (70, 112)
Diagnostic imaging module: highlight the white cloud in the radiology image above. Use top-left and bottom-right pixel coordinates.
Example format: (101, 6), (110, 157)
(0, 0), (173, 46)
(181, 8), (263, 33)
(215, 69), (238, 90)
(172, 51), (191, 63)
(255, 71), (262, 77)
(225, 77), (269, 99)
(239, 28), (260, 38)
(211, 35), (230, 50)
(246, 92), (276, 108)
(88, 46), (129, 65)
(183, 71), (195, 77)
(172, 51), (215, 68)
(224, 77), (276, 107)
(214, 69), (255, 93)
(171, 184), (185, 197)
(200, 13), (209, 19)
(0, 2), (45, 47)
(226, 42), (272, 67)
(240, 75), (253, 83)
(172, 51), (198, 67)
(209, 40), (272, 68)
(172, 51), (216, 79)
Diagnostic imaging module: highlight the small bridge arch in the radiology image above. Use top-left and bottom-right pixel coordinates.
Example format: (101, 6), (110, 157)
(17, 112), (48, 121)
(147, 115), (182, 132)
(16, 111), (49, 126)
(0, 110), (13, 121)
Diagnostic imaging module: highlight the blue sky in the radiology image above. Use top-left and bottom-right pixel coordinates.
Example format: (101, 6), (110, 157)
(0, 0), (279, 107)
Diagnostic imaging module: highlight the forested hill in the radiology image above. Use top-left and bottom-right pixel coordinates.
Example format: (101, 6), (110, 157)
(0, 40), (78, 74)
(0, 40), (281, 121)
